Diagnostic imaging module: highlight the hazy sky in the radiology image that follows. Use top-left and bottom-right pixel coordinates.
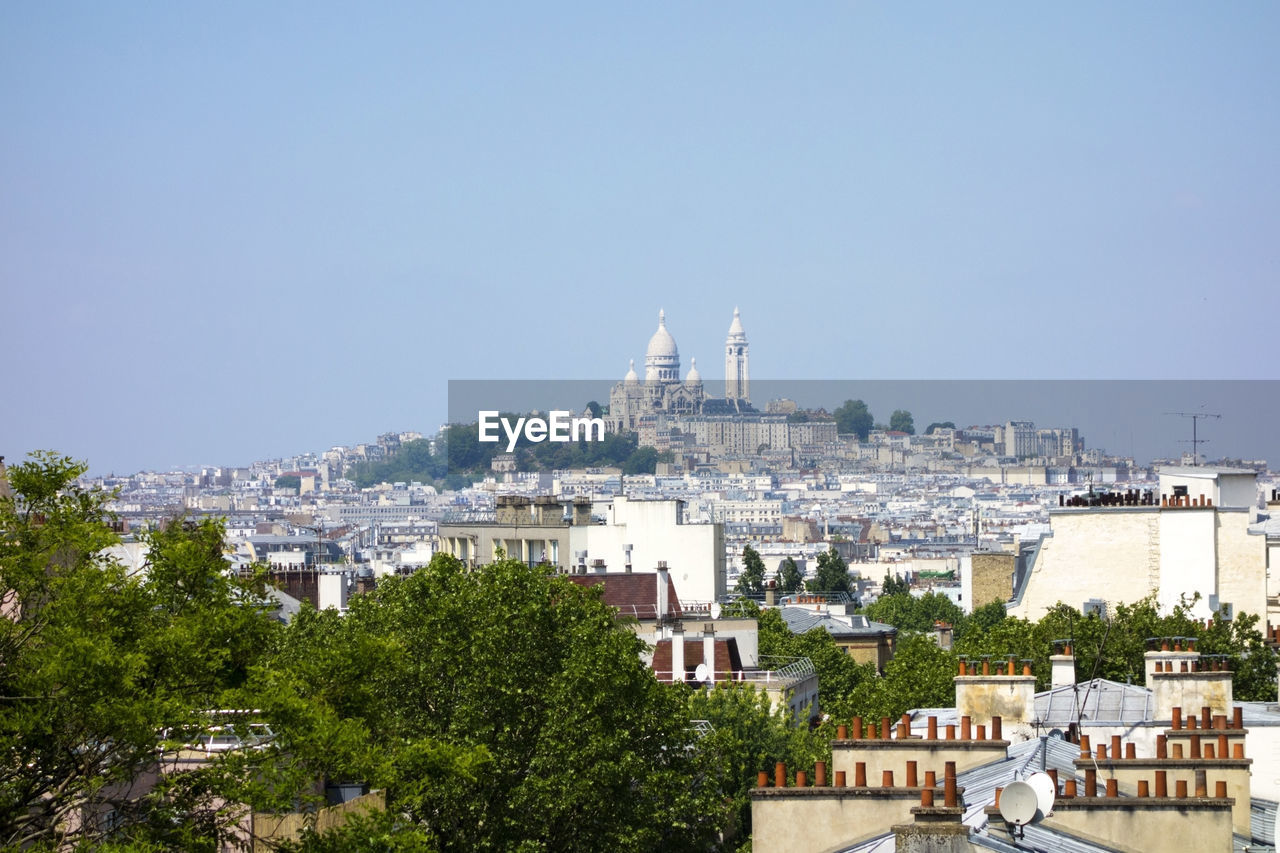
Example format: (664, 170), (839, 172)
(4, 3), (1278, 474)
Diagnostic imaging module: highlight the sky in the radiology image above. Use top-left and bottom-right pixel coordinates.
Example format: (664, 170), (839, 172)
(3, 3), (1278, 474)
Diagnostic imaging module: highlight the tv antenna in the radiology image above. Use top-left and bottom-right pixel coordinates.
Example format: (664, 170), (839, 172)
(1165, 411), (1221, 465)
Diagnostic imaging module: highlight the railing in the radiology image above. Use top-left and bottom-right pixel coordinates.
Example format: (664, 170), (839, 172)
(744, 656), (816, 686)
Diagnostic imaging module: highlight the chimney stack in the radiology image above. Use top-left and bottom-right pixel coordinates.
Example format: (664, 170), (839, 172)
(656, 561), (670, 621)
(703, 623), (716, 685)
(1051, 641), (1075, 690)
(670, 623), (685, 684)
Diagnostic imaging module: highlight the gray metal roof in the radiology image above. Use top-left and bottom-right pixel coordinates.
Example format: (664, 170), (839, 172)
(1035, 678), (1153, 727)
(779, 606), (895, 638)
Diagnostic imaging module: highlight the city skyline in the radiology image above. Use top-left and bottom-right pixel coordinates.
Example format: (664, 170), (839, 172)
(4, 3), (1278, 474)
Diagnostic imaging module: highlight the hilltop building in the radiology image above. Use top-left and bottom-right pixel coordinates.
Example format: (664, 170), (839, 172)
(607, 309), (757, 434)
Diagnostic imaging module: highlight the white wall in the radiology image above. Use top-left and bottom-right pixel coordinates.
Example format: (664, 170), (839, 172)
(1159, 509), (1217, 616)
(573, 497), (726, 604)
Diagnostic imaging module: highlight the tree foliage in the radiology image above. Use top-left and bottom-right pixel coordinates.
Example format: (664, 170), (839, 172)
(777, 557), (804, 595)
(736, 545), (766, 597)
(833, 400), (874, 441)
(687, 685), (827, 848)
(881, 572), (910, 597)
(889, 409), (915, 435)
(861, 591), (965, 634)
(348, 424), (667, 488)
(756, 609), (876, 721)
(257, 555), (722, 852)
(805, 548), (851, 594)
(925, 421), (956, 435)
(0, 452), (279, 851)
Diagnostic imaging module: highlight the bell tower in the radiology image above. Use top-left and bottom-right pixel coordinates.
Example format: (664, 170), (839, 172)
(724, 307), (749, 403)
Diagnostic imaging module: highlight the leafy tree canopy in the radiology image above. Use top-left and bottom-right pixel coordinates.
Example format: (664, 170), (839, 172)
(806, 547), (851, 594)
(777, 557), (804, 595)
(254, 554), (724, 852)
(925, 421), (956, 435)
(736, 545), (766, 597)
(889, 409), (915, 435)
(0, 452), (279, 850)
(833, 400), (874, 441)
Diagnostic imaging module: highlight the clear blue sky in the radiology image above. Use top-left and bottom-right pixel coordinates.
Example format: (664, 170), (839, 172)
(4, 3), (1278, 474)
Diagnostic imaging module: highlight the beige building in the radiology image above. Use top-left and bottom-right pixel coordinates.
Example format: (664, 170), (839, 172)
(1009, 466), (1265, 622)
(438, 495), (727, 604)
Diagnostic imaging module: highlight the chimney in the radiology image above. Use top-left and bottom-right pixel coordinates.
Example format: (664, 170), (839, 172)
(703, 623), (716, 685)
(764, 579), (777, 607)
(1051, 643), (1075, 690)
(668, 623), (686, 684)
(656, 561), (670, 621)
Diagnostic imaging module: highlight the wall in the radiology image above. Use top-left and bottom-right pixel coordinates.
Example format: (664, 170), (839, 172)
(831, 738), (1009, 781)
(1082, 757), (1252, 835)
(1215, 509), (1266, 620)
(1158, 508), (1217, 615)
(750, 788), (941, 853)
(954, 676), (1035, 729)
(1037, 799), (1232, 853)
(1011, 510), (1159, 619)
(574, 497), (726, 603)
(969, 552), (1015, 609)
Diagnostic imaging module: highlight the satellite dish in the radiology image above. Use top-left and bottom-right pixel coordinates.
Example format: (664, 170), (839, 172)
(694, 663), (711, 683)
(998, 781), (1040, 827)
(1025, 772), (1056, 817)
(710, 603), (722, 619)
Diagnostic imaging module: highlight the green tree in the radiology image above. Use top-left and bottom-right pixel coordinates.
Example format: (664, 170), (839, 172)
(258, 555), (721, 851)
(621, 446), (659, 475)
(925, 421), (956, 435)
(833, 400), (874, 440)
(275, 474), (302, 491)
(889, 409), (915, 435)
(687, 684), (828, 847)
(881, 571), (910, 597)
(806, 547), (851, 594)
(847, 634), (958, 721)
(736, 545), (766, 597)
(756, 609), (875, 718)
(0, 452), (279, 850)
(862, 591), (965, 634)
(777, 557), (804, 595)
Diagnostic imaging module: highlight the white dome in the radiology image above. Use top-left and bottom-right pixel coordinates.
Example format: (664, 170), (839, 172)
(685, 358), (702, 385)
(645, 309), (679, 361)
(624, 359), (638, 384)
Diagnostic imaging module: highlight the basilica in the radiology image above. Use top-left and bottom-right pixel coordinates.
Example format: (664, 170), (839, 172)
(606, 308), (755, 434)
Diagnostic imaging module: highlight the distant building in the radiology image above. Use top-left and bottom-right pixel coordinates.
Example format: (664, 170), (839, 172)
(607, 309), (757, 434)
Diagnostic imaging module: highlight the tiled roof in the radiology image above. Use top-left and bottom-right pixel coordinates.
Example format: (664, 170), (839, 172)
(568, 571), (683, 620)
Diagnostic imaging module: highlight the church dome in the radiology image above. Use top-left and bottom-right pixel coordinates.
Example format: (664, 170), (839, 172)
(624, 359), (638, 384)
(685, 358), (702, 386)
(645, 309), (679, 360)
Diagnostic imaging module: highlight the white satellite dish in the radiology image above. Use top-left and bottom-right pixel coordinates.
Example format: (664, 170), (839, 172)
(999, 782), (1040, 827)
(694, 663), (711, 683)
(710, 602), (722, 619)
(1025, 772), (1057, 817)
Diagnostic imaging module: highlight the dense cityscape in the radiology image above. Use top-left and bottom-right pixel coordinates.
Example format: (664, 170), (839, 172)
(6, 309), (1278, 849)
(7, 3), (1279, 851)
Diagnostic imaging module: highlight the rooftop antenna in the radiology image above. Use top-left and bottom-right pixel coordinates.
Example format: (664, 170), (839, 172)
(1164, 411), (1221, 465)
